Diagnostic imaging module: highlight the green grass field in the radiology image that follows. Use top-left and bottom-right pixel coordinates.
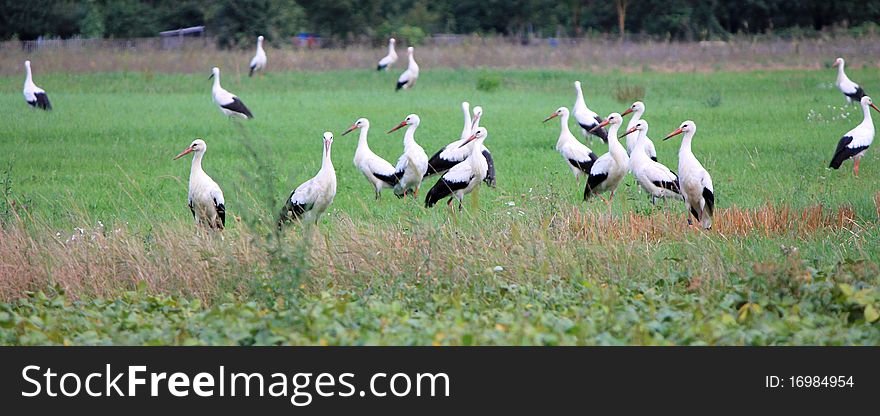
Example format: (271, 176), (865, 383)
(1, 68), (879, 345)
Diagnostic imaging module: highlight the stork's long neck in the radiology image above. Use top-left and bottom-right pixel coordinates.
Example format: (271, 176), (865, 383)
(461, 107), (472, 140)
(321, 141), (334, 173)
(627, 109), (644, 131)
(837, 62), (848, 84)
(403, 124), (419, 150)
(631, 129), (649, 160)
(861, 102), (874, 130)
(212, 73), (221, 91)
(607, 123), (627, 162)
(24, 65), (33, 85)
(357, 127), (371, 152)
(408, 53), (417, 70)
(557, 112), (574, 147)
(470, 137), (486, 163)
(389, 41), (396, 55)
(679, 131), (695, 157)
(190, 151), (205, 178)
(575, 85), (586, 108)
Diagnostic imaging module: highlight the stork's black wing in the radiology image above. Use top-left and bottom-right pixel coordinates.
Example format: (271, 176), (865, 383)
(425, 146), (460, 177)
(425, 176), (471, 208)
(845, 86), (867, 103)
(221, 97), (254, 119)
(34, 92), (52, 110)
(214, 199), (226, 229)
(829, 136), (867, 169)
(482, 149), (496, 188)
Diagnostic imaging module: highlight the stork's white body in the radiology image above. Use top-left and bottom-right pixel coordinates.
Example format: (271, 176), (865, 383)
(829, 96), (877, 175)
(23, 60), (51, 110)
(281, 133), (337, 224)
(396, 47), (419, 90)
(425, 128), (489, 208)
(673, 122), (714, 229)
(390, 115), (429, 197)
(623, 102), (657, 160)
(350, 119), (398, 198)
(628, 122), (681, 202)
(549, 107), (598, 184)
(249, 36), (267, 76)
(211, 67), (253, 119)
(175, 140), (225, 229)
(377, 38), (398, 71)
(425, 103), (491, 177)
(573, 81), (607, 142)
(585, 114), (629, 199)
(834, 58), (866, 104)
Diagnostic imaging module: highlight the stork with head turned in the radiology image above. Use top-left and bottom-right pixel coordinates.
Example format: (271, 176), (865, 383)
(424, 103), (496, 187)
(23, 60), (51, 110)
(621, 101), (657, 161)
(387, 114), (429, 198)
(584, 113), (629, 202)
(279, 132), (337, 225)
(249, 35), (267, 77)
(395, 47), (419, 91)
(377, 38), (398, 71)
(425, 127), (490, 209)
(210, 67), (253, 119)
(573, 81), (608, 143)
(173, 139), (225, 230)
(622, 120), (682, 204)
(833, 57), (867, 104)
(664, 121), (714, 229)
(343, 118), (399, 199)
(829, 96), (879, 176)
(543, 106), (598, 189)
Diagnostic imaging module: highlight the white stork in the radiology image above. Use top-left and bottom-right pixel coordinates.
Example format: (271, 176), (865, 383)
(387, 114), (429, 198)
(573, 81), (607, 143)
(342, 117), (399, 199)
(377, 38), (398, 71)
(279, 132), (337, 225)
(395, 47), (419, 91)
(173, 139), (225, 229)
(829, 96), (879, 176)
(249, 35), (267, 77)
(621, 101), (657, 161)
(833, 57), (867, 104)
(584, 113), (629, 202)
(424, 103), (496, 187)
(425, 127), (490, 209)
(23, 60), (51, 110)
(543, 106), (598, 188)
(210, 67), (253, 119)
(663, 121), (715, 229)
(622, 120), (682, 204)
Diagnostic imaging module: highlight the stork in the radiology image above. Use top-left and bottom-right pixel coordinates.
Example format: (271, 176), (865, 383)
(249, 35), (267, 77)
(543, 106), (598, 188)
(396, 47), (419, 91)
(278, 132), (337, 225)
(173, 139), (225, 229)
(584, 113), (629, 202)
(387, 114), (429, 198)
(210, 67), (253, 119)
(833, 58), (867, 104)
(342, 117), (399, 199)
(621, 101), (657, 161)
(23, 60), (51, 110)
(424, 103), (496, 187)
(377, 38), (398, 71)
(622, 120), (682, 204)
(829, 96), (879, 176)
(573, 81), (607, 143)
(425, 127), (490, 209)
(664, 121), (715, 229)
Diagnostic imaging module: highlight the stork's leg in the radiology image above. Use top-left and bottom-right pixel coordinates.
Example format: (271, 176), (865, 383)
(651, 195), (657, 206)
(854, 156), (861, 177)
(608, 190), (615, 204)
(447, 197), (454, 208)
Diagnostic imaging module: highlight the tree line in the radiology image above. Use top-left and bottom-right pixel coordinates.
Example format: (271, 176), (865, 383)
(2, 0), (878, 46)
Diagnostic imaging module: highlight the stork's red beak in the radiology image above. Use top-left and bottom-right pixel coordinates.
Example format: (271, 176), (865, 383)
(871, 103), (880, 114)
(663, 128), (684, 141)
(542, 113), (559, 123)
(471, 113), (481, 130)
(173, 147), (194, 160)
(619, 127), (638, 139)
(590, 119), (610, 133)
(342, 124), (358, 136)
(387, 121), (407, 133)
(621, 108), (634, 117)
(458, 133), (478, 148)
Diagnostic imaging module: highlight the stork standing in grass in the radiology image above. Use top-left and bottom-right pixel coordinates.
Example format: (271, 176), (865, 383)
(343, 118), (399, 199)
(829, 96), (879, 176)
(544, 106), (598, 189)
(425, 103), (496, 187)
(377, 38), (398, 71)
(584, 113), (629, 202)
(833, 57), (867, 104)
(387, 114), (429, 198)
(573, 81), (607, 143)
(173, 139), (225, 230)
(23, 60), (51, 110)
(279, 132), (337, 225)
(623, 120), (682, 204)
(425, 127), (490, 209)
(210, 67), (253, 119)
(249, 35), (267, 77)
(396, 47), (419, 91)
(621, 101), (657, 160)
(664, 121), (715, 229)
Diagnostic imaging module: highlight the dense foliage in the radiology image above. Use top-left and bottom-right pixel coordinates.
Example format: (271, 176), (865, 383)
(2, 0), (880, 44)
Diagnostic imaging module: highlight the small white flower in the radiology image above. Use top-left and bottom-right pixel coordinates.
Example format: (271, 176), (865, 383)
(493, 266), (504, 272)
(506, 201), (515, 207)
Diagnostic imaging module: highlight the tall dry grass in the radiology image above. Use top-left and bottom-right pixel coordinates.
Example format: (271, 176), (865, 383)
(0, 202), (870, 303)
(2, 35), (879, 75)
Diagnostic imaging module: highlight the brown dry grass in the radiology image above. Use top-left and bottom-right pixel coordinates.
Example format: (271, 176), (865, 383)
(0, 202), (869, 303)
(2, 35), (880, 76)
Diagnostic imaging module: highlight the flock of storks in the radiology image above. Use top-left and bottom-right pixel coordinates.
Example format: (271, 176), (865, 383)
(19, 36), (876, 231)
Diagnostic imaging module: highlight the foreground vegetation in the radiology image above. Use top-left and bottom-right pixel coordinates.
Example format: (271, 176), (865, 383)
(1, 68), (878, 344)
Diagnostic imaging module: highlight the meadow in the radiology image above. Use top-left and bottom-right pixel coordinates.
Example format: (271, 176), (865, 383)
(1, 64), (879, 345)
